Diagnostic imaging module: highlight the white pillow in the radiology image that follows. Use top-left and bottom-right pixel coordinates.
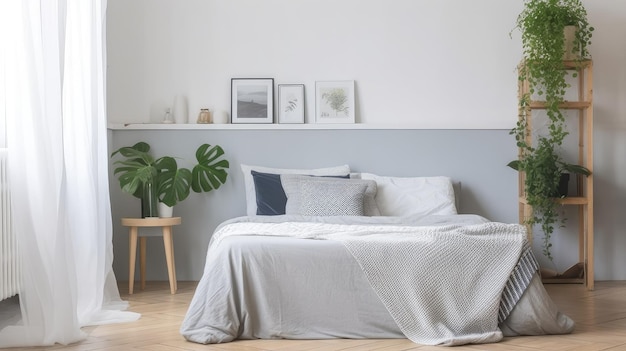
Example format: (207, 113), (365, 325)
(241, 164), (350, 216)
(359, 173), (457, 217)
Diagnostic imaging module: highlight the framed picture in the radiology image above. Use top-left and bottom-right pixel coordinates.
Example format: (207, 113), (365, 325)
(231, 78), (274, 123)
(278, 84), (305, 124)
(315, 80), (355, 124)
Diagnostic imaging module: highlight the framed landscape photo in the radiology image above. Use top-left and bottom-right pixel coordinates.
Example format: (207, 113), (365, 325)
(278, 84), (305, 124)
(315, 80), (355, 124)
(231, 78), (274, 123)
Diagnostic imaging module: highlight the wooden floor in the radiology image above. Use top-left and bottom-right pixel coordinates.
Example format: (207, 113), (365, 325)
(8, 280), (626, 351)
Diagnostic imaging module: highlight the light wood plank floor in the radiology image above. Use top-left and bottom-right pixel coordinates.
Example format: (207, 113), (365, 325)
(7, 280), (626, 351)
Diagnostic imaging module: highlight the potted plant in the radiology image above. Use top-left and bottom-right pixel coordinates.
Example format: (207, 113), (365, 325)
(111, 142), (229, 217)
(507, 147), (590, 260)
(509, 0), (593, 260)
(513, 0), (593, 133)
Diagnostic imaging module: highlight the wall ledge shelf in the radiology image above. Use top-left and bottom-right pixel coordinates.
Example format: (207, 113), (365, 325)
(107, 123), (507, 131)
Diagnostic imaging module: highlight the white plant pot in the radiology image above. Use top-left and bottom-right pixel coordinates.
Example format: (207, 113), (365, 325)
(563, 26), (579, 60)
(158, 202), (174, 218)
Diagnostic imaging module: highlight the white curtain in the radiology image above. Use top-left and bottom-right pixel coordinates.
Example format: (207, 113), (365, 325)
(0, 0), (139, 347)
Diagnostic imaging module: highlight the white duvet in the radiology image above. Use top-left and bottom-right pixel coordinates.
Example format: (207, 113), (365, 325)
(180, 215), (574, 346)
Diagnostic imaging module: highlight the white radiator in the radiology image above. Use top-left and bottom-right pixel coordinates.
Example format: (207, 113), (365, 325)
(0, 149), (19, 300)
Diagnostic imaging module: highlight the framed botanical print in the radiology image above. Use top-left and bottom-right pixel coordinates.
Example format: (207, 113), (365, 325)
(315, 80), (355, 124)
(231, 78), (274, 123)
(278, 84), (305, 124)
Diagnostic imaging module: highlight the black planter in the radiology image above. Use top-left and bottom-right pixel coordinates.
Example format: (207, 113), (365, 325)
(141, 179), (159, 218)
(556, 173), (570, 197)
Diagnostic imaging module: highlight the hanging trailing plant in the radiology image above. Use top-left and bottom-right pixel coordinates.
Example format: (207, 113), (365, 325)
(509, 0), (593, 260)
(514, 0), (593, 134)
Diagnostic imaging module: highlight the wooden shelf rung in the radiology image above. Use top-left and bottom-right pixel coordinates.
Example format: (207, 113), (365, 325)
(529, 101), (591, 109)
(519, 196), (588, 205)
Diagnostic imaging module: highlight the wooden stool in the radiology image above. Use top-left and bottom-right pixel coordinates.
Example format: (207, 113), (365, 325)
(121, 217), (181, 294)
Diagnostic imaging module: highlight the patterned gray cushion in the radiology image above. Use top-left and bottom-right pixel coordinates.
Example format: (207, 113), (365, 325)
(281, 175), (379, 216)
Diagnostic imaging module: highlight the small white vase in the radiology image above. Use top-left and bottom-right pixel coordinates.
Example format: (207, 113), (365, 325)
(213, 110), (229, 124)
(158, 202), (174, 218)
(172, 95), (188, 124)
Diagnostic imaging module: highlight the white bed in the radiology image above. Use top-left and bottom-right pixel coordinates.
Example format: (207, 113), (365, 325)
(179, 165), (574, 346)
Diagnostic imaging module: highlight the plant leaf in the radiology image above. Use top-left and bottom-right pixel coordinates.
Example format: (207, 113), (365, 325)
(156, 156), (192, 207)
(111, 143), (156, 198)
(507, 160), (520, 171)
(191, 144), (229, 193)
(561, 163), (591, 176)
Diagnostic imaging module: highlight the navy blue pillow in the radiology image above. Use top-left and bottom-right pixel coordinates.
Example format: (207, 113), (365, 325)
(252, 171), (287, 215)
(251, 170), (349, 215)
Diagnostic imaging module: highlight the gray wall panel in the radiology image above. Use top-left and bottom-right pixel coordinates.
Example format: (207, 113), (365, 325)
(109, 129), (518, 282)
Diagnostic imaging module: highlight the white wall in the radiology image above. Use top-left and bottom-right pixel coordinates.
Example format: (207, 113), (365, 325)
(107, 0), (626, 281)
(584, 3), (626, 280)
(106, 0), (523, 128)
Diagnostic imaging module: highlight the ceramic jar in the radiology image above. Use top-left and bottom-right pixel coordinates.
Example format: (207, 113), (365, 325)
(197, 109), (212, 124)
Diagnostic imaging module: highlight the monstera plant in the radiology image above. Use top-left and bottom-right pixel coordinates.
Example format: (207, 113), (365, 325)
(111, 142), (229, 217)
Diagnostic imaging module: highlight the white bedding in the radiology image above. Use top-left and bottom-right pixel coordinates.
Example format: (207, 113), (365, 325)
(180, 215), (574, 346)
